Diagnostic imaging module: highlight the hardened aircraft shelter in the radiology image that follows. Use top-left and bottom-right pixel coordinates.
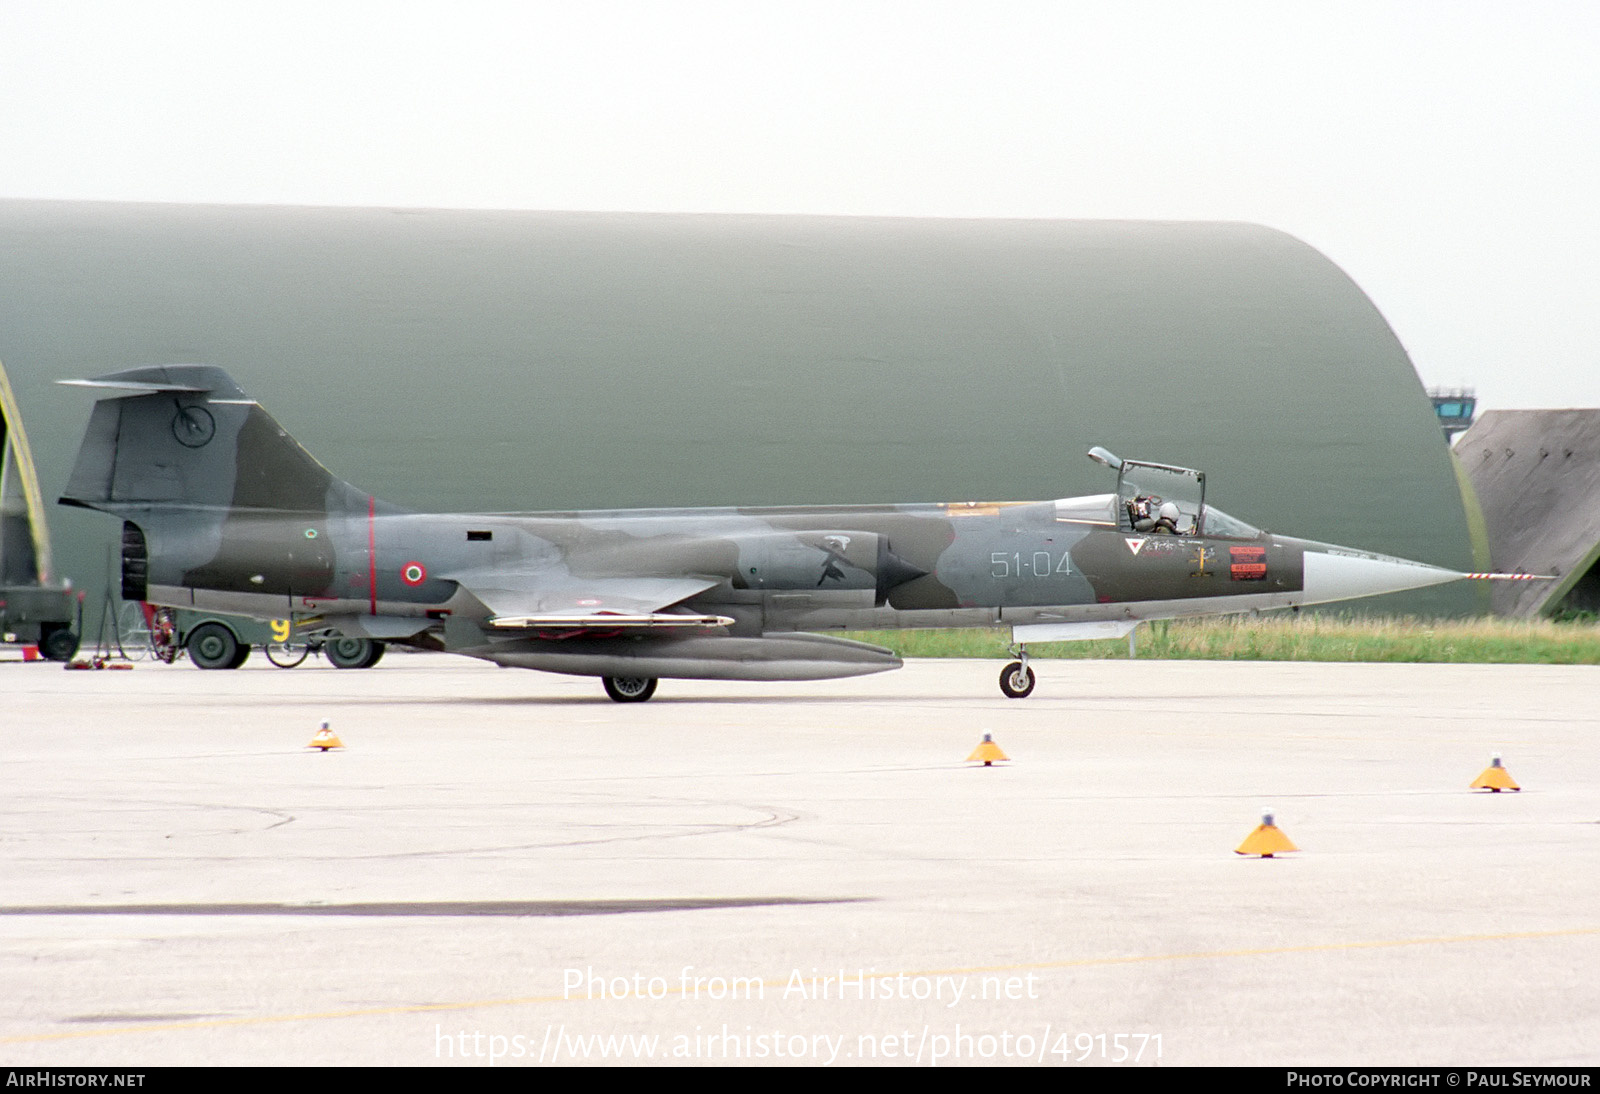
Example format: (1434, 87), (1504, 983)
(0, 200), (1477, 614)
(1458, 408), (1600, 617)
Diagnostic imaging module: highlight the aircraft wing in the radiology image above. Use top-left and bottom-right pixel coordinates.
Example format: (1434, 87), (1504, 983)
(451, 572), (732, 633)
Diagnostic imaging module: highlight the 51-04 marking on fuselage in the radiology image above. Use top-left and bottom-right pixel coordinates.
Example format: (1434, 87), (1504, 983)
(991, 551), (1076, 579)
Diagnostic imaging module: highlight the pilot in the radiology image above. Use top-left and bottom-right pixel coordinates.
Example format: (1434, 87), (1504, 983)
(1152, 501), (1182, 534)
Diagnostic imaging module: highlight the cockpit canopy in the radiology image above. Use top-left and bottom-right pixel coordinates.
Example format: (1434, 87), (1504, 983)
(1056, 449), (1263, 540)
(1051, 491), (1262, 540)
(1200, 506), (1263, 539)
(1118, 458), (1204, 536)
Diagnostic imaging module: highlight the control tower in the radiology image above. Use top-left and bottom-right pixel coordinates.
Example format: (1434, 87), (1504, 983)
(1429, 387), (1477, 441)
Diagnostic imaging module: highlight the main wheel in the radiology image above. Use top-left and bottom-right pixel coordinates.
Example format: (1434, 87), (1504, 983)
(188, 622), (242, 670)
(40, 627), (79, 663)
(998, 661), (1035, 699)
(602, 675), (658, 703)
(325, 637), (377, 669)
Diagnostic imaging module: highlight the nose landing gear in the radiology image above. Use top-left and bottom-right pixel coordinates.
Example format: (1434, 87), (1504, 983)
(999, 645), (1035, 699)
(603, 675), (659, 703)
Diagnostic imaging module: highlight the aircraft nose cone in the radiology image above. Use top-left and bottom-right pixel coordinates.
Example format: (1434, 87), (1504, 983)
(1298, 543), (1462, 604)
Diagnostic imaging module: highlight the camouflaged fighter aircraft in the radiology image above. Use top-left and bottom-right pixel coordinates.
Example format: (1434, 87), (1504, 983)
(60, 365), (1492, 701)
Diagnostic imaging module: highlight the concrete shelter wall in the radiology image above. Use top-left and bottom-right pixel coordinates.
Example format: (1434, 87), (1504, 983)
(1457, 409), (1600, 616)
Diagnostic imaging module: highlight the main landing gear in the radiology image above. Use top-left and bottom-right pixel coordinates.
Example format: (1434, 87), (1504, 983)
(325, 637), (385, 670)
(999, 645), (1035, 699)
(603, 675), (658, 703)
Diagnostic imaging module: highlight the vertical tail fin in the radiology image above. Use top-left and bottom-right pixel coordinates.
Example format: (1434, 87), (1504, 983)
(59, 365), (366, 516)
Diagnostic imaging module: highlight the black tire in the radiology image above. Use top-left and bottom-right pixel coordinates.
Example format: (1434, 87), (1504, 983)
(325, 637), (376, 669)
(998, 661), (1035, 699)
(40, 627), (79, 663)
(228, 641), (251, 669)
(188, 622), (242, 670)
(362, 641), (385, 669)
(602, 676), (658, 703)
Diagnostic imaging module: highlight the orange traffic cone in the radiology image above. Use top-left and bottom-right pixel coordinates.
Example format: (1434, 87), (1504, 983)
(966, 733), (1008, 766)
(1235, 809), (1297, 857)
(308, 721), (344, 751)
(1470, 753), (1519, 792)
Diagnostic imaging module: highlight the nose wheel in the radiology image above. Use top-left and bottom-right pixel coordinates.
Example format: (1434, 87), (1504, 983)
(603, 675), (659, 703)
(999, 646), (1035, 698)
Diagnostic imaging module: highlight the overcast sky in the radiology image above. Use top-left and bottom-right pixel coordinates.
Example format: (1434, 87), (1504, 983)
(2, 1), (1595, 411)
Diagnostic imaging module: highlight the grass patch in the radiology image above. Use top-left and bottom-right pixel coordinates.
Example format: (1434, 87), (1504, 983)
(844, 616), (1600, 665)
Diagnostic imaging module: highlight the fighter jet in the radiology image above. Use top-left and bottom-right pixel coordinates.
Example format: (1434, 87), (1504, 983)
(59, 365), (1492, 700)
